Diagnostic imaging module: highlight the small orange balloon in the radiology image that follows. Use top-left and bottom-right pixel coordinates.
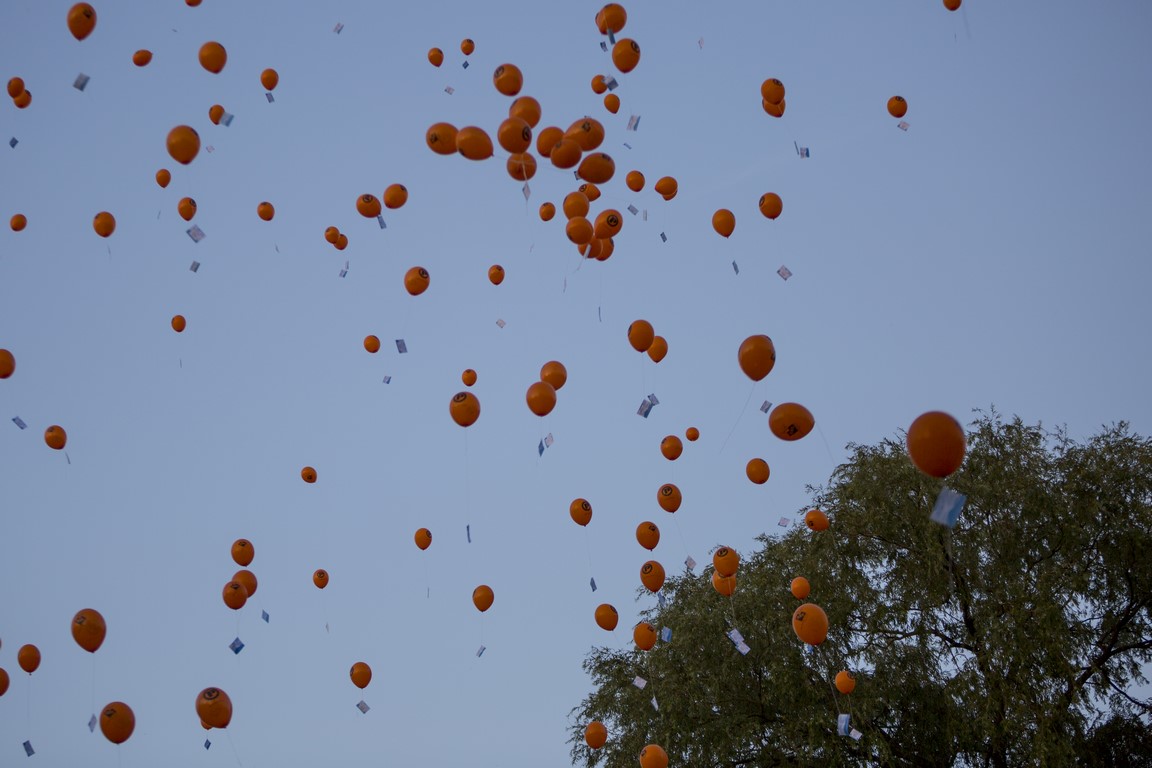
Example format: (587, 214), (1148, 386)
(526, 380), (557, 417)
(625, 170), (645, 192)
(233, 569), (257, 598)
(414, 528), (432, 550)
(570, 498), (592, 526)
(93, 211), (116, 238)
(231, 539), (254, 567)
(804, 509), (829, 532)
(208, 104), (225, 125)
(313, 569), (329, 589)
(260, 68), (279, 91)
(612, 39), (641, 73)
(738, 335), (776, 381)
(549, 138), (582, 169)
(0, 668), (8, 697)
(887, 95), (908, 118)
(538, 202), (556, 221)
(301, 466), (317, 483)
(404, 267), (430, 296)
(18, 644), (40, 674)
(71, 609), (106, 653)
(578, 182), (601, 202)
(712, 209), (735, 238)
(835, 670), (856, 695)
(364, 335), (380, 353)
(428, 48), (444, 67)
(357, 194), (382, 218)
(769, 402), (815, 441)
(196, 687), (232, 729)
(350, 662), (372, 689)
(595, 3), (628, 34)
(565, 217), (593, 245)
(67, 3), (97, 41)
(593, 209), (622, 239)
(566, 118), (605, 152)
(171, 314), (187, 334)
(99, 702), (135, 744)
(222, 580), (247, 610)
(461, 369), (477, 387)
(7, 77), (25, 99)
(746, 458), (770, 484)
(456, 126), (494, 161)
(325, 226), (340, 244)
(383, 184), (408, 209)
(426, 122), (458, 155)
(473, 584), (494, 612)
(636, 522), (660, 550)
(540, 361), (567, 390)
(603, 93), (620, 114)
(585, 721), (608, 749)
(640, 560), (665, 593)
(790, 576), (810, 600)
(0, 349), (15, 379)
(628, 320), (655, 353)
(578, 153), (615, 185)
(492, 63), (523, 96)
(257, 202), (275, 221)
(907, 411), (966, 477)
(654, 176), (677, 199)
(536, 126), (563, 157)
(712, 570), (737, 596)
(497, 116), (532, 154)
(758, 192), (783, 219)
(167, 125), (201, 165)
(450, 391), (481, 427)
(660, 435), (683, 461)
(335, 234), (348, 250)
(647, 336), (668, 363)
(460, 38), (475, 56)
(13, 89), (31, 108)
(132, 50), (152, 67)
(509, 96), (541, 127)
(198, 42), (227, 74)
(591, 75), (608, 95)
(657, 483), (682, 513)
(44, 425), (67, 450)
(594, 604), (618, 631)
(563, 192), (590, 220)
(640, 745), (669, 768)
(761, 78), (785, 105)
(10, 214), (27, 232)
(762, 98), (786, 118)
(177, 197), (197, 221)
(713, 547), (739, 578)
(507, 153), (536, 183)
(944, 0), (962, 9)
(155, 169), (171, 188)
(633, 622), (657, 651)
(792, 603), (829, 645)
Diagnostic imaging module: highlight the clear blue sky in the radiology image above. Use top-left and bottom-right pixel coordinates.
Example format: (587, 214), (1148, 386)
(2, 1), (1151, 765)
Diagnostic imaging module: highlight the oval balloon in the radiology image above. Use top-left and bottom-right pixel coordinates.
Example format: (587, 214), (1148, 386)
(944, 0), (962, 9)
(233, 569), (257, 598)
(260, 68), (278, 91)
(196, 687), (232, 729)
(0, 349), (14, 379)
(907, 411), (966, 478)
(461, 369), (477, 387)
(569, 498), (592, 527)
(100, 702), (135, 744)
(473, 585), (494, 612)
(603, 93), (620, 114)
(167, 125), (201, 165)
(404, 267), (430, 296)
(585, 721), (607, 749)
(713, 547), (739, 578)
(686, 427), (700, 442)
(426, 122), (458, 155)
(383, 183), (408, 209)
(758, 192), (783, 220)
(738, 335), (776, 381)
(711, 570), (737, 596)
(590, 75), (608, 95)
(67, 3), (97, 41)
(198, 42), (227, 74)
(563, 192), (590, 220)
(509, 96), (541, 127)
(71, 609), (106, 653)
(660, 435), (682, 461)
(313, 569), (329, 589)
(456, 126), (494, 161)
(93, 211), (116, 238)
(790, 576), (811, 600)
(628, 320), (655, 353)
(535, 126), (563, 157)
(155, 169), (171, 188)
(746, 458), (770, 484)
(460, 38), (475, 56)
(257, 202), (275, 221)
(364, 335), (380, 353)
(805, 509), (829, 531)
(835, 670), (856, 695)
(769, 402), (815, 441)
(356, 194), (382, 218)
(566, 118), (605, 152)
(538, 202), (556, 221)
(657, 483), (681, 513)
(612, 39), (641, 73)
(640, 561), (665, 593)
(887, 95), (908, 118)
(647, 336), (668, 363)
(177, 197), (196, 221)
(654, 176), (677, 199)
(231, 539), (254, 567)
(549, 138), (582, 169)
(0, 668), (8, 697)
(526, 380), (557, 417)
(325, 226), (340, 244)
(594, 604), (618, 631)
(761, 78), (785, 105)
(565, 217), (593, 245)
(7, 77), (24, 99)
(596, 3), (628, 34)
(792, 603), (829, 645)
(222, 580), (248, 610)
(578, 153), (615, 184)
(13, 90), (31, 109)
(350, 662), (372, 689)
(539, 361), (566, 390)
(209, 104), (225, 125)
(636, 522), (660, 551)
(18, 644), (40, 674)
(449, 391), (480, 427)
(414, 527), (432, 550)
(133, 50), (152, 67)
(9, 214), (26, 232)
(640, 745), (669, 768)
(492, 63), (523, 97)
(44, 425), (67, 450)
(633, 622), (657, 651)
(712, 209), (735, 238)
(301, 466), (317, 483)
(428, 48), (443, 67)
(593, 209), (622, 239)
(488, 264), (505, 285)
(762, 98), (786, 117)
(497, 117), (532, 154)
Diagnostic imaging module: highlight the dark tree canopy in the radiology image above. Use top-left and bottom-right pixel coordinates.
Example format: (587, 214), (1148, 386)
(571, 412), (1152, 767)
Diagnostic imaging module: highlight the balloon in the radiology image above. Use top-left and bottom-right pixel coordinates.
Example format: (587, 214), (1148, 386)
(196, 687), (232, 729)
(647, 336), (668, 363)
(758, 192), (783, 220)
(657, 483), (681, 513)
(13, 90), (31, 109)
(487, 265), (505, 286)
(712, 209), (735, 238)
(198, 42), (227, 73)
(526, 381), (557, 417)
(540, 361), (567, 390)
(71, 609), (106, 653)
(132, 50), (152, 67)
(456, 126), (494, 160)
(0, 349), (14, 379)
(460, 38), (475, 56)
(10, 214), (26, 232)
(592, 209), (622, 239)
(570, 498), (592, 526)
(887, 96), (908, 118)
(414, 528), (432, 550)
(473, 585), (494, 612)
(325, 226), (340, 244)
(538, 202), (556, 221)
(594, 603), (618, 631)
(222, 580), (248, 610)
(907, 411), (966, 477)
(738, 335), (776, 381)
(205, 104), (223, 125)
(579, 239), (603, 260)
(595, 3), (628, 34)
(944, 0), (962, 9)
(790, 576), (810, 600)
(805, 509), (829, 531)
(493, 63), (523, 96)
(603, 93), (620, 114)
(350, 662), (372, 689)
(364, 335), (380, 353)
(357, 194), (382, 218)
(762, 98), (786, 117)
(93, 211), (116, 238)
(233, 570), (257, 598)
(535, 126), (563, 157)
(578, 153), (615, 184)
(549, 138), (582, 169)
(155, 169), (170, 188)
(578, 182), (601, 202)
(591, 75), (608, 95)
(313, 569), (329, 589)
(200, 720), (211, 730)
(383, 184), (408, 209)
(769, 402), (815, 441)
(404, 267), (430, 296)
(18, 644), (40, 674)
(335, 234), (349, 250)
(612, 39), (641, 73)
(835, 670), (856, 695)
(461, 369), (477, 387)
(761, 78), (785, 105)
(565, 217), (593, 245)
(7, 77), (24, 98)
(584, 721), (607, 749)
(497, 117), (532, 154)
(746, 458), (770, 484)
(636, 522), (660, 551)
(712, 570), (737, 596)
(634, 622), (657, 651)
(260, 68), (278, 91)
(426, 122), (458, 155)
(566, 118), (605, 152)
(506, 152), (537, 181)
(450, 392), (480, 427)
(625, 170), (645, 192)
(640, 561), (665, 593)
(428, 48), (444, 67)
(0, 668), (8, 697)
(628, 320), (655, 353)
(100, 702), (135, 744)
(177, 197), (197, 221)
(594, 237), (614, 261)
(67, 3), (96, 41)
(654, 176), (677, 199)
(660, 435), (683, 460)
(45, 425), (67, 450)
(713, 547), (739, 578)
(792, 603), (829, 645)
(640, 744), (669, 768)
(563, 192), (590, 220)
(301, 466), (317, 483)
(509, 96), (541, 127)
(167, 125), (201, 165)
(257, 202), (275, 221)
(232, 539), (254, 567)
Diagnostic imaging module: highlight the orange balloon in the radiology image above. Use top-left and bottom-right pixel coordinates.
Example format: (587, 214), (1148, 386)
(257, 202), (275, 221)
(7, 77), (25, 99)
(603, 93), (620, 114)
(100, 702), (135, 744)
(492, 63), (523, 97)
(507, 153), (537, 182)
(461, 369), (477, 387)
(549, 138), (582, 169)
(565, 217), (593, 245)
(460, 38), (475, 55)
(72, 608), (106, 653)
(0, 668), (8, 697)
(738, 335), (776, 381)
(746, 458), (770, 484)
(260, 68), (279, 91)
(539, 361), (566, 390)
(233, 570), (257, 598)
(497, 117), (532, 154)
(426, 122), (458, 155)
(712, 208), (735, 238)
(450, 392), (481, 427)
(10, 214), (26, 232)
(660, 435), (683, 460)
(196, 687), (232, 729)
(301, 466), (317, 483)
(383, 184), (408, 209)
(944, 0), (962, 9)
(578, 153), (615, 185)
(44, 425), (67, 450)
(654, 176), (677, 199)
(538, 202), (556, 221)
(887, 96), (908, 118)
(712, 570), (737, 596)
(404, 266), (430, 296)
(713, 547), (739, 578)
(18, 644), (40, 674)
(509, 96), (541, 127)
(625, 170), (645, 192)
(167, 125), (201, 165)
(535, 126), (563, 157)
(350, 662), (372, 690)
(633, 622), (657, 651)
(592, 208), (623, 239)
(231, 539), (253, 567)
(579, 238), (603, 260)
(563, 192), (590, 220)
(636, 522), (660, 551)
(133, 50), (152, 67)
(0, 349), (13, 379)
(473, 585), (494, 612)
(584, 721), (608, 749)
(428, 48), (444, 67)
(907, 411), (966, 477)
(761, 78), (785, 105)
(526, 380), (557, 417)
(414, 528), (432, 550)
(790, 576), (810, 600)
(570, 498), (592, 526)
(335, 234), (349, 250)
(835, 670), (856, 695)
(325, 226), (340, 244)
(177, 197), (196, 221)
(566, 118), (605, 152)
(594, 237), (614, 261)
(67, 3), (97, 41)
(647, 336), (668, 363)
(792, 603), (829, 645)
(313, 569), (329, 589)
(628, 320), (655, 353)
(657, 483), (681, 513)
(640, 560), (665, 593)
(364, 335), (380, 353)
(595, 3), (628, 34)
(93, 211), (116, 238)
(357, 194), (382, 218)
(208, 105), (225, 125)
(487, 265), (505, 286)
(612, 39), (641, 73)
(758, 192), (783, 219)
(13, 89), (31, 109)
(769, 402), (815, 441)
(222, 580), (248, 610)
(456, 126), (494, 161)
(578, 182), (601, 202)
(594, 604), (618, 631)
(198, 42), (227, 74)
(805, 509), (829, 531)
(762, 98), (786, 117)
(640, 745), (669, 768)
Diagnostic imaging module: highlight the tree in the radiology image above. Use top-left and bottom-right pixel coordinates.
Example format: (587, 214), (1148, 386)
(570, 412), (1152, 767)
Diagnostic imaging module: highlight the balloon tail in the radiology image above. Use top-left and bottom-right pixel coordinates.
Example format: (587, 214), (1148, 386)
(718, 382), (756, 455)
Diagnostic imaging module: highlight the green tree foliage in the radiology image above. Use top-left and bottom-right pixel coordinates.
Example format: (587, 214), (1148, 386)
(570, 412), (1152, 767)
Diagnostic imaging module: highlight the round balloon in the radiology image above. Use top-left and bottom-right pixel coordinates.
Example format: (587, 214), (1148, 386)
(198, 42), (227, 74)
(640, 561), (665, 593)
(628, 320), (655, 353)
(99, 702), (135, 744)
(634, 622), (657, 651)
(526, 381), (557, 417)
(350, 662), (372, 689)
(769, 402), (815, 441)
(712, 570), (737, 596)
(260, 69), (278, 91)
(67, 3), (97, 41)
(414, 528), (432, 550)
(196, 687), (232, 729)
(426, 123), (458, 155)
(10, 214), (27, 232)
(888, 96), (908, 118)
(594, 604), (618, 631)
(171, 313), (186, 333)
(93, 211), (116, 238)
(790, 576), (810, 600)
(640, 744), (669, 768)
(585, 721), (607, 749)
(428, 48), (444, 67)
(792, 603), (829, 645)
(636, 522), (659, 550)
(540, 361), (567, 390)
(473, 585), (494, 612)
(155, 169), (171, 188)
(222, 580), (247, 610)
(835, 670), (856, 695)
(569, 498), (592, 527)
(167, 125), (201, 165)
(461, 369), (477, 387)
(738, 335), (776, 381)
(450, 392), (480, 427)
(713, 547), (739, 578)
(761, 78), (785, 105)
(44, 425), (67, 450)
(712, 209), (735, 238)
(0, 349), (13, 378)
(907, 411), (966, 478)
(612, 39), (641, 73)
(746, 458), (770, 484)
(313, 569), (329, 589)
(0, 668), (8, 697)
(71, 608), (106, 653)
(231, 539), (254, 567)
(456, 126), (494, 160)
(660, 435), (683, 460)
(404, 267), (430, 296)
(492, 63), (523, 96)
(384, 184), (408, 209)
(364, 335), (380, 353)
(301, 466), (317, 483)
(805, 509), (829, 531)
(18, 644), (40, 674)
(758, 192), (783, 219)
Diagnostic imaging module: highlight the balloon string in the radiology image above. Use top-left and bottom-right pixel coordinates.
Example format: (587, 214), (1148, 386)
(26, 673), (32, 735)
(226, 730), (244, 767)
(584, 526), (595, 584)
(815, 423), (837, 470)
(91, 654), (97, 722)
(423, 557), (431, 599)
(718, 382), (757, 455)
(672, 514), (689, 562)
